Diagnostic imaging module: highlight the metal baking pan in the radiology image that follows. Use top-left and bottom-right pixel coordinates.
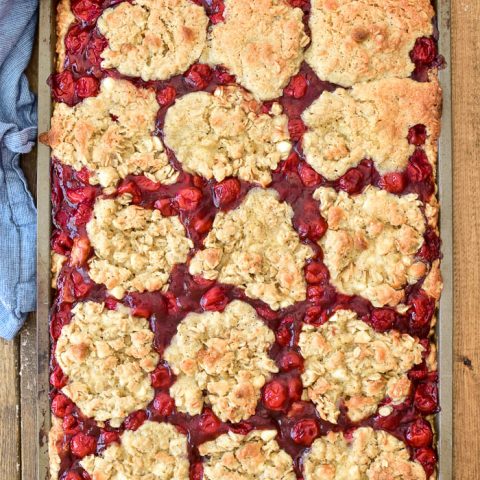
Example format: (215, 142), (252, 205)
(35, 0), (453, 478)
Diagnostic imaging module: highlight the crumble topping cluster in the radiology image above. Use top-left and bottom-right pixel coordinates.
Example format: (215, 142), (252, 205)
(306, 0), (434, 86)
(164, 300), (278, 423)
(299, 309), (424, 423)
(163, 86), (291, 186)
(303, 427), (427, 480)
(302, 78), (442, 180)
(97, 0), (208, 81)
(189, 188), (314, 310)
(87, 195), (193, 299)
(199, 430), (296, 480)
(81, 421), (190, 480)
(202, 0), (309, 100)
(43, 77), (178, 188)
(314, 186), (427, 307)
(55, 301), (159, 426)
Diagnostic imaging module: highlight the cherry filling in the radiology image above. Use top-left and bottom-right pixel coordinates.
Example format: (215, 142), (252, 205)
(50, 3), (441, 478)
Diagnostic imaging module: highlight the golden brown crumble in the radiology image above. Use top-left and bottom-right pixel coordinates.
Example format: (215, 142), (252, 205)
(306, 0), (434, 86)
(81, 421), (189, 479)
(189, 189), (314, 310)
(314, 186), (427, 307)
(303, 427), (427, 480)
(302, 78), (441, 180)
(299, 309), (424, 423)
(42, 77), (178, 188)
(202, 0), (309, 100)
(87, 195), (193, 299)
(98, 0), (208, 81)
(56, 301), (158, 426)
(199, 430), (296, 480)
(164, 300), (277, 422)
(163, 86), (291, 186)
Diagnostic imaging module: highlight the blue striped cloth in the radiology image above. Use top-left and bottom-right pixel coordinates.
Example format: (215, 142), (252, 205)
(0, 0), (38, 340)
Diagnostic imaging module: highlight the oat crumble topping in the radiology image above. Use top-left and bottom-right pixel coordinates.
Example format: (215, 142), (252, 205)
(315, 186), (427, 307)
(189, 188), (314, 310)
(81, 421), (189, 479)
(87, 195), (193, 299)
(56, 301), (159, 426)
(163, 86), (291, 186)
(303, 427), (426, 480)
(302, 78), (441, 180)
(43, 77), (178, 188)
(98, 0), (208, 81)
(164, 300), (278, 422)
(202, 0), (309, 100)
(299, 309), (424, 423)
(199, 430), (296, 480)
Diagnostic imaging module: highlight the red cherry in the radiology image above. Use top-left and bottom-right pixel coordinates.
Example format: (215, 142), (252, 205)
(214, 66), (235, 84)
(63, 414), (80, 435)
(281, 151), (300, 173)
(66, 186), (97, 204)
(86, 35), (108, 66)
(407, 150), (432, 183)
(409, 291), (435, 329)
(51, 393), (74, 418)
(304, 262), (329, 284)
(185, 64), (212, 90)
(192, 214), (214, 234)
(155, 198), (177, 217)
(124, 410), (147, 431)
(263, 381), (288, 410)
(284, 75), (308, 99)
(338, 168), (364, 194)
(411, 37), (437, 64)
(287, 377), (303, 401)
(65, 25), (90, 55)
(191, 463), (204, 480)
(417, 228), (441, 262)
(199, 408), (222, 434)
(153, 392), (175, 416)
(407, 124), (428, 146)
(379, 172), (406, 194)
(76, 76), (99, 99)
(70, 432), (97, 458)
(50, 366), (68, 389)
(297, 215), (328, 241)
(156, 86), (177, 107)
(304, 306), (327, 325)
(52, 231), (73, 255)
(370, 308), (396, 332)
(291, 419), (319, 446)
(175, 187), (202, 211)
(307, 285), (336, 307)
(71, 270), (92, 298)
(280, 351), (304, 372)
(134, 176), (162, 192)
(117, 181), (142, 204)
(200, 286), (228, 312)
(50, 70), (75, 105)
(65, 472), (83, 480)
(289, 0), (309, 9)
(74, 204), (93, 226)
(213, 178), (241, 207)
(71, 0), (102, 24)
(151, 365), (171, 389)
(288, 118), (306, 141)
(298, 162), (322, 187)
(276, 319), (293, 347)
(414, 447), (437, 477)
(100, 430), (120, 447)
(373, 410), (401, 431)
(414, 382), (438, 414)
(406, 419), (433, 448)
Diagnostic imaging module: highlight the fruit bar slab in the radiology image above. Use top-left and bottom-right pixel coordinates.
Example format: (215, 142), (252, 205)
(42, 0), (443, 479)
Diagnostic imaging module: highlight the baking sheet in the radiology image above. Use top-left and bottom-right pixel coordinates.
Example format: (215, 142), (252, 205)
(35, 0), (454, 478)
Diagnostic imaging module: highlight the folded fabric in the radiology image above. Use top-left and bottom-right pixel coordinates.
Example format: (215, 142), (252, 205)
(0, 0), (38, 340)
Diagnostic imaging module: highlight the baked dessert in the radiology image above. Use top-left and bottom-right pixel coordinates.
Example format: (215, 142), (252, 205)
(46, 0), (443, 478)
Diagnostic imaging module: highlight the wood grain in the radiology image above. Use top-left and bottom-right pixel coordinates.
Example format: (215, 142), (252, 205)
(0, 0), (479, 478)
(452, 0), (480, 478)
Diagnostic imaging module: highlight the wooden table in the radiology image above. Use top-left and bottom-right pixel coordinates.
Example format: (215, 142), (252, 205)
(1, 1), (479, 478)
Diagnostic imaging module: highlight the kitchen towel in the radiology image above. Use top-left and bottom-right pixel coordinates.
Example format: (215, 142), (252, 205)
(0, 0), (38, 340)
